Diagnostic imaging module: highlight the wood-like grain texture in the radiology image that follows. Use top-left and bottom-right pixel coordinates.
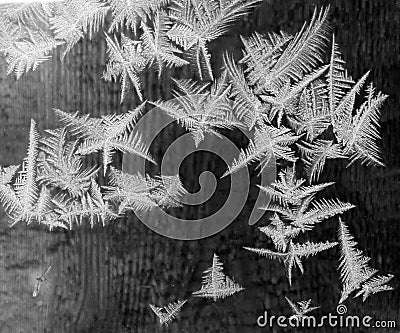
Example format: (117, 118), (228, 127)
(0, 1), (399, 332)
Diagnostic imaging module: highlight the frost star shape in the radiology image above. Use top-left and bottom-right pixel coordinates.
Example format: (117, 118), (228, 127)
(258, 164), (334, 207)
(38, 127), (99, 197)
(223, 123), (302, 177)
(149, 299), (187, 326)
(338, 218), (394, 303)
(192, 253), (244, 301)
(259, 165), (355, 233)
(258, 213), (301, 252)
(103, 33), (149, 102)
(54, 103), (154, 175)
(244, 165), (351, 285)
(104, 12), (189, 102)
(102, 167), (187, 214)
(167, 0), (261, 80)
(151, 75), (242, 147)
(269, 197), (355, 233)
(285, 297), (320, 320)
(244, 240), (337, 286)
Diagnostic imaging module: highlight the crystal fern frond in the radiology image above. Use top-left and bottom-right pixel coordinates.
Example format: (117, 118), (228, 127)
(285, 297), (320, 320)
(30, 185), (54, 224)
(223, 123), (301, 177)
(239, 30), (292, 91)
(260, 165), (354, 232)
(107, 0), (168, 33)
(53, 179), (119, 228)
(0, 165), (20, 221)
(55, 104), (154, 174)
(245, 165), (351, 285)
(293, 41), (388, 174)
(280, 198), (355, 232)
(151, 75), (242, 147)
(14, 119), (40, 223)
(103, 167), (162, 213)
(244, 6), (330, 94)
(103, 33), (149, 102)
(260, 65), (329, 125)
(0, 19), (22, 51)
(287, 80), (330, 141)
(140, 11), (188, 77)
(245, 240), (337, 286)
(148, 174), (188, 208)
(38, 127), (99, 197)
(0, 165), (19, 186)
(167, 0), (261, 80)
(103, 167), (187, 214)
(297, 139), (346, 183)
(192, 253), (244, 301)
(50, 0), (109, 57)
(340, 83), (388, 167)
(267, 6), (330, 92)
(0, 119), (40, 226)
(0, 2), (53, 26)
(149, 299), (187, 326)
(224, 52), (270, 129)
(354, 274), (394, 303)
(258, 213), (301, 252)
(225, 6), (388, 179)
(338, 218), (394, 303)
(258, 164), (334, 207)
(331, 71), (370, 145)
(326, 34), (354, 126)
(327, 34), (371, 145)
(4, 30), (62, 78)
(0, 0), (111, 77)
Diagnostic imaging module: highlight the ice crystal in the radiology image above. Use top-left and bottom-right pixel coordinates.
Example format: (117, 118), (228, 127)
(151, 75), (242, 147)
(54, 103), (154, 174)
(338, 219), (394, 303)
(244, 240), (337, 286)
(167, 0), (261, 79)
(103, 167), (187, 214)
(285, 297), (320, 320)
(149, 299), (187, 326)
(192, 253), (244, 301)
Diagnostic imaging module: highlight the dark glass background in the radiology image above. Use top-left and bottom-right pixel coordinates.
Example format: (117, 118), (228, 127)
(0, 0), (399, 332)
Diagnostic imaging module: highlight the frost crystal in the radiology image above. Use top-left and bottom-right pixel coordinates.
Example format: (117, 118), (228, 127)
(151, 75), (242, 147)
(192, 253), (244, 301)
(285, 297), (320, 320)
(103, 167), (187, 214)
(245, 240), (337, 286)
(338, 219), (394, 303)
(55, 103), (154, 175)
(149, 299), (187, 326)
